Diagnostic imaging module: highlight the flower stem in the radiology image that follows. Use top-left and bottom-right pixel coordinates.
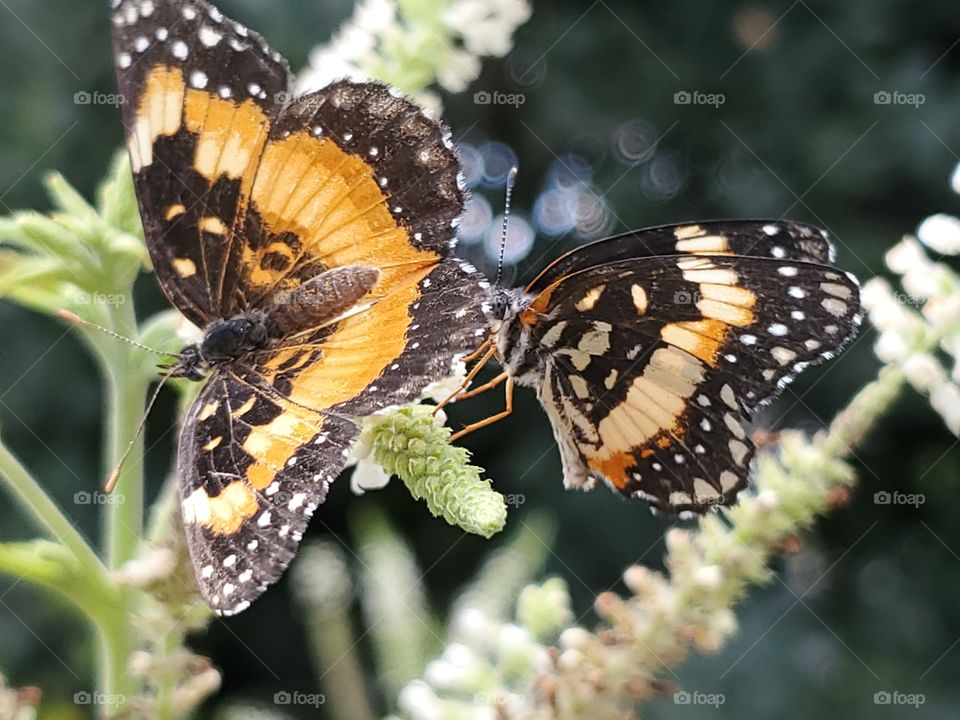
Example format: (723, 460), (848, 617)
(0, 441), (108, 585)
(104, 302), (148, 567)
(98, 298), (150, 712)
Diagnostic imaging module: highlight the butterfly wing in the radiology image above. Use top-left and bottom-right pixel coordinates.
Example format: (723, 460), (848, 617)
(112, 0), (290, 326)
(238, 80), (491, 413)
(507, 223), (861, 513)
(527, 220), (838, 295)
(178, 371), (356, 614)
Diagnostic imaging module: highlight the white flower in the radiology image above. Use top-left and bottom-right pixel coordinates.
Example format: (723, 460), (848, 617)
(558, 627), (591, 650)
(902, 353), (946, 392)
(297, 50), (366, 93)
(355, 0), (396, 34)
(398, 680), (443, 720)
(424, 658), (472, 689)
(874, 332), (909, 364)
(445, 0), (532, 57)
(923, 292), (960, 329)
(347, 413), (392, 494)
(918, 213), (960, 255)
(297, 0), (530, 114)
(755, 489), (779, 510)
(437, 48), (483, 93)
(350, 456), (391, 495)
(451, 607), (495, 645)
(693, 565), (723, 590)
(930, 381), (960, 435)
(422, 360), (468, 404)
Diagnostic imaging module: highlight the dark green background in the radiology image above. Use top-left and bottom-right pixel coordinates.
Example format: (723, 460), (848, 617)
(1, 1), (959, 717)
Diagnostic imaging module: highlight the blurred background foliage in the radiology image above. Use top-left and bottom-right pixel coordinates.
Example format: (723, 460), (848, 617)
(1, 0), (959, 718)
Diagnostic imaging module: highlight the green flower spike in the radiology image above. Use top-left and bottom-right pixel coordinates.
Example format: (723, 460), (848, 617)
(372, 405), (507, 538)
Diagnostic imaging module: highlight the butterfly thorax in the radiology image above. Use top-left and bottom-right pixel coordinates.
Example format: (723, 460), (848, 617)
(171, 265), (383, 381)
(172, 313), (271, 380)
(491, 288), (543, 387)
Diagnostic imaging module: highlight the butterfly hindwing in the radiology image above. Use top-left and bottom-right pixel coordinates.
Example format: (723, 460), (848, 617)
(178, 371), (356, 614)
(505, 223), (861, 513)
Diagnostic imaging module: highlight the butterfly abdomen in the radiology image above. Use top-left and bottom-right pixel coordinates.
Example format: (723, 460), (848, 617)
(267, 265), (380, 337)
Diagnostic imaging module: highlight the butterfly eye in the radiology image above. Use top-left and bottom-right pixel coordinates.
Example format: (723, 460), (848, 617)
(489, 290), (512, 321)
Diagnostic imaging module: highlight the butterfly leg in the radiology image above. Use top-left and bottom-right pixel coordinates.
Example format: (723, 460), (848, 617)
(455, 371), (508, 401)
(433, 342), (497, 413)
(462, 336), (494, 364)
(449, 377), (514, 442)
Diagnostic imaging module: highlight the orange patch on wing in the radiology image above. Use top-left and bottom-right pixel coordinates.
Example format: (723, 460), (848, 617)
(660, 319), (729, 366)
(241, 406), (322, 491)
(248, 131), (438, 286)
(520, 282), (559, 326)
(182, 481), (259, 536)
(229, 130), (445, 423)
(267, 270), (430, 410)
(588, 452), (634, 490)
(183, 88), (270, 181)
(128, 65), (186, 171)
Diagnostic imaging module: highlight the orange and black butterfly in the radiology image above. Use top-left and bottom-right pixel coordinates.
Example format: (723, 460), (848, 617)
(111, 0), (489, 614)
(477, 221), (861, 514)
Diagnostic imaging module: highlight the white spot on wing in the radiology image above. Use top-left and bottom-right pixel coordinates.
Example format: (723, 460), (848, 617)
(199, 25), (222, 47)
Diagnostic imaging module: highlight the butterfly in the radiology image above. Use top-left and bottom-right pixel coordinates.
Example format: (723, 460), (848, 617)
(110, 0), (490, 614)
(474, 220), (861, 514)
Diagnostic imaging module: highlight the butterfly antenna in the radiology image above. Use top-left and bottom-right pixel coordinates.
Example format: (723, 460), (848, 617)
(494, 166), (519, 289)
(58, 309), (178, 359)
(104, 365), (177, 493)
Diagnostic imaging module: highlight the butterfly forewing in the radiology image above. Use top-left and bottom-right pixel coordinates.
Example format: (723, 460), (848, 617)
(112, 0), (289, 325)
